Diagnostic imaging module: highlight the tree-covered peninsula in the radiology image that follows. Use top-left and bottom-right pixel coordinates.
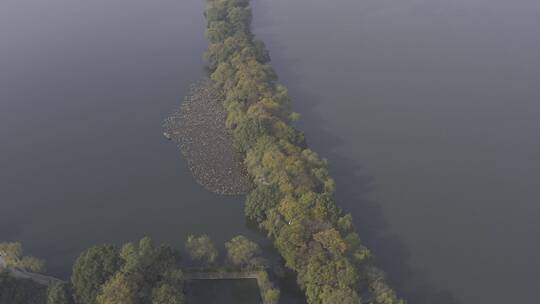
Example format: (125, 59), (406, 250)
(203, 0), (405, 303)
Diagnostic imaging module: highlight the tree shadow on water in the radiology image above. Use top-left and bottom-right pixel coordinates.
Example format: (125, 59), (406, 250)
(255, 30), (462, 304)
(297, 77), (461, 304)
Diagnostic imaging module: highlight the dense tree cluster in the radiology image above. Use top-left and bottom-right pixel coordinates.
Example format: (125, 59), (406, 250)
(71, 238), (185, 304)
(204, 0), (405, 303)
(46, 282), (74, 304)
(185, 234), (219, 265)
(225, 235), (263, 268)
(1, 236), (280, 304)
(71, 245), (123, 304)
(257, 270), (280, 304)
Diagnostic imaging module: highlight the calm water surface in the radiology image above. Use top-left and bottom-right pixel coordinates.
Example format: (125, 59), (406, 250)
(2, 0), (539, 303)
(253, 0), (540, 303)
(0, 0), (267, 280)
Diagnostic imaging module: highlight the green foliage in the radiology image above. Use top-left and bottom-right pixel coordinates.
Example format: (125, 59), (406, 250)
(253, 40), (271, 63)
(185, 234), (219, 264)
(224, 235), (261, 267)
(72, 238), (185, 304)
(263, 287), (280, 304)
(151, 284), (186, 304)
(257, 271), (280, 304)
(206, 21), (233, 43)
(245, 184), (282, 222)
(0, 242), (22, 265)
(227, 6), (251, 32)
(321, 287), (360, 304)
(71, 245), (123, 304)
(233, 116), (271, 151)
(20, 256), (47, 273)
(46, 282), (74, 304)
(95, 273), (137, 304)
(202, 0), (405, 302)
(0, 242), (47, 273)
(367, 267), (406, 304)
(118, 237), (183, 303)
(0, 271), (47, 304)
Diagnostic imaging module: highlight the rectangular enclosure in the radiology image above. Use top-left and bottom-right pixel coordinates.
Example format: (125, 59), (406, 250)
(184, 279), (262, 304)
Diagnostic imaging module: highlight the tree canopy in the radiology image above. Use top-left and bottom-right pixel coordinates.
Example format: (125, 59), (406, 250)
(225, 235), (262, 267)
(203, 0), (405, 302)
(71, 245), (123, 304)
(72, 238), (185, 304)
(185, 234), (219, 264)
(47, 282), (74, 304)
(0, 242), (46, 273)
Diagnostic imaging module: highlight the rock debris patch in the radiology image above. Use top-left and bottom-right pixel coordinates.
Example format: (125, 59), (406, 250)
(163, 80), (253, 195)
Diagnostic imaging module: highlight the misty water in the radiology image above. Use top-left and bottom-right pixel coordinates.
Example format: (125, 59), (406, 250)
(1, 0), (539, 304)
(252, 0), (540, 303)
(0, 0), (268, 276)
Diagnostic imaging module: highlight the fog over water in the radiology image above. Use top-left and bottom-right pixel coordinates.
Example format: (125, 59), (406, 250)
(1, 0), (539, 303)
(0, 0), (266, 278)
(252, 0), (540, 303)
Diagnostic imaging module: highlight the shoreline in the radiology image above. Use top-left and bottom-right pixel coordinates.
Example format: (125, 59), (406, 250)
(163, 80), (253, 195)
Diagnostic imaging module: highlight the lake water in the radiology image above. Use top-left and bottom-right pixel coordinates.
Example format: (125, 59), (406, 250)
(1, 0), (539, 303)
(252, 0), (540, 303)
(0, 0), (266, 278)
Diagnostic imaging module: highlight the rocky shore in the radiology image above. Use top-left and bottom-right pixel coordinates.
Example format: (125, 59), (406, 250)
(163, 80), (253, 195)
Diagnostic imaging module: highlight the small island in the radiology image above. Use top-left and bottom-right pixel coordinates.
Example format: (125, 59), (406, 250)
(163, 80), (253, 195)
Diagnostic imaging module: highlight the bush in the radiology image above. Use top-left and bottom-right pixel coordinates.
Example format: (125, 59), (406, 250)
(71, 245), (123, 304)
(225, 236), (261, 267)
(185, 235), (218, 264)
(47, 282), (74, 304)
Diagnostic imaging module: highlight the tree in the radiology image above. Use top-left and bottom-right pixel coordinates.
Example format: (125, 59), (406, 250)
(20, 256), (47, 273)
(227, 6), (251, 32)
(185, 235), (218, 264)
(47, 282), (74, 304)
(152, 284), (186, 304)
(95, 273), (137, 304)
(233, 116), (271, 152)
(313, 228), (347, 257)
(367, 267), (405, 304)
(257, 271), (280, 304)
(245, 184), (282, 223)
(321, 288), (360, 304)
(0, 242), (46, 273)
(225, 235), (261, 267)
(71, 245), (123, 304)
(0, 242), (23, 266)
(264, 288), (280, 304)
(206, 21), (233, 43)
(203, 0), (406, 303)
(253, 40), (271, 63)
(118, 237), (182, 303)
